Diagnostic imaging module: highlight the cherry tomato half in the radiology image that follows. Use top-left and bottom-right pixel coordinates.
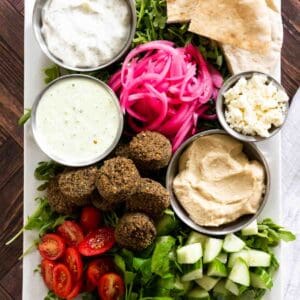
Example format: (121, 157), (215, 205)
(64, 247), (83, 282)
(87, 258), (115, 287)
(66, 280), (82, 300)
(57, 221), (84, 247)
(38, 233), (66, 261)
(98, 273), (125, 300)
(41, 259), (56, 290)
(80, 206), (102, 232)
(78, 228), (115, 257)
(53, 264), (73, 299)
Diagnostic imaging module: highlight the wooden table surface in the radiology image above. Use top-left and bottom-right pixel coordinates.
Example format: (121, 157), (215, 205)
(0, 1), (299, 299)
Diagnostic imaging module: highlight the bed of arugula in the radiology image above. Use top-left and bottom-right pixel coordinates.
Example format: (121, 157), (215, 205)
(16, 1), (296, 299)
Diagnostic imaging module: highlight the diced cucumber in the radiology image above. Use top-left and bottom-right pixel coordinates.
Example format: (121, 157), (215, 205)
(250, 268), (273, 289)
(203, 238), (223, 264)
(247, 249), (271, 267)
(186, 287), (210, 300)
(182, 260), (203, 282)
(241, 220), (258, 236)
(177, 243), (202, 264)
(186, 231), (208, 246)
(195, 275), (220, 291)
(225, 279), (247, 296)
(228, 258), (250, 287)
(173, 277), (193, 295)
(213, 280), (230, 296)
(228, 250), (249, 268)
(216, 252), (228, 264)
(156, 213), (179, 236)
(223, 233), (245, 253)
(207, 259), (227, 277)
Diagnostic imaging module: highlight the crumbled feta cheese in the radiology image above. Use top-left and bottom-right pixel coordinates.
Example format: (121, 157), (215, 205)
(224, 75), (289, 137)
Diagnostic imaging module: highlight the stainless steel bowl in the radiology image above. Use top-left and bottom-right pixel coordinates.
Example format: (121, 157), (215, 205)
(216, 71), (289, 143)
(31, 74), (124, 167)
(32, 0), (137, 72)
(166, 129), (271, 236)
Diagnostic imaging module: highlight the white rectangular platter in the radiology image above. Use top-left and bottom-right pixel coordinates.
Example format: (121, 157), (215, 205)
(23, 0), (282, 299)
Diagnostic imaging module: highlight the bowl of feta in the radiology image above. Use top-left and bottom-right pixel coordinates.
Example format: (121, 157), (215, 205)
(216, 71), (289, 142)
(33, 0), (137, 72)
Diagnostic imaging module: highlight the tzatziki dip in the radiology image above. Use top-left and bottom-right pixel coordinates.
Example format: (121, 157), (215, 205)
(41, 0), (131, 68)
(33, 76), (122, 166)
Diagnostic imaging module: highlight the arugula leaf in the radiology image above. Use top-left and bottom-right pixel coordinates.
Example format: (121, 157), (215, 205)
(151, 236), (176, 277)
(44, 65), (61, 84)
(81, 293), (98, 300)
(18, 109), (31, 125)
(278, 230), (296, 242)
(34, 161), (63, 181)
(44, 291), (62, 300)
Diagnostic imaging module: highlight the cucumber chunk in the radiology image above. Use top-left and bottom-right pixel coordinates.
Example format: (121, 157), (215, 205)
(223, 233), (245, 253)
(250, 268), (273, 289)
(177, 243), (203, 264)
(241, 220), (258, 236)
(228, 258), (250, 287)
(207, 259), (227, 277)
(247, 249), (271, 267)
(225, 279), (247, 296)
(228, 250), (249, 268)
(186, 287), (210, 300)
(156, 213), (179, 236)
(173, 277), (193, 295)
(182, 260), (203, 282)
(186, 231), (208, 246)
(213, 280), (230, 296)
(203, 238), (223, 264)
(195, 275), (220, 291)
(216, 253), (228, 264)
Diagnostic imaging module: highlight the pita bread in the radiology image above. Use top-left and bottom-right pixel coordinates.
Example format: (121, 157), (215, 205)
(222, 3), (283, 75)
(167, 0), (194, 23)
(188, 0), (271, 53)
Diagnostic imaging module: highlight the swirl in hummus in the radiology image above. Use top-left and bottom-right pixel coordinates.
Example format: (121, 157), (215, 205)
(173, 134), (265, 227)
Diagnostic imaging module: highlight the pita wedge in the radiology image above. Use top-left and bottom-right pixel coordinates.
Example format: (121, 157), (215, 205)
(186, 0), (272, 53)
(167, 0), (194, 23)
(222, 2), (283, 74)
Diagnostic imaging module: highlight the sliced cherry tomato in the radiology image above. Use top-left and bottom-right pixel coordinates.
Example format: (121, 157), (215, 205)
(38, 233), (66, 261)
(80, 206), (102, 232)
(87, 258), (115, 287)
(41, 259), (56, 290)
(66, 280), (82, 300)
(98, 273), (125, 300)
(53, 264), (73, 298)
(64, 247), (83, 282)
(78, 228), (115, 257)
(57, 221), (84, 246)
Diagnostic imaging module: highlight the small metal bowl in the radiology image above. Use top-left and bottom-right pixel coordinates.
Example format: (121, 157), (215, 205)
(166, 129), (270, 236)
(32, 0), (137, 72)
(216, 71), (289, 143)
(31, 74), (124, 167)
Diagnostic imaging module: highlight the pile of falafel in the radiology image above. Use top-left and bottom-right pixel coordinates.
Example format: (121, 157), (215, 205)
(47, 131), (172, 252)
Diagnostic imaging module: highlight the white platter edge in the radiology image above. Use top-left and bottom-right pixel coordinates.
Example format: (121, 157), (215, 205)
(23, 0), (282, 299)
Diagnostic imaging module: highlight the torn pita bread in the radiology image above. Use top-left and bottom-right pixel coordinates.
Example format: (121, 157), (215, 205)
(167, 0), (193, 23)
(188, 0), (271, 53)
(222, 3), (283, 75)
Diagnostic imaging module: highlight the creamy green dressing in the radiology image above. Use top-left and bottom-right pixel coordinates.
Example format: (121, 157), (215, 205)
(35, 77), (120, 165)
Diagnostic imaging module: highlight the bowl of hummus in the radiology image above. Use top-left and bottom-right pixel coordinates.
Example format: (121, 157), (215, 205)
(166, 129), (270, 235)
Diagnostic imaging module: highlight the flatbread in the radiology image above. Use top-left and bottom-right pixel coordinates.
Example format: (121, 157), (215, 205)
(167, 0), (194, 23)
(222, 3), (283, 74)
(188, 0), (271, 53)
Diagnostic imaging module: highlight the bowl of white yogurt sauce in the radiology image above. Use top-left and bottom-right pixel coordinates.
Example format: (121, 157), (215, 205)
(33, 0), (136, 72)
(31, 75), (124, 166)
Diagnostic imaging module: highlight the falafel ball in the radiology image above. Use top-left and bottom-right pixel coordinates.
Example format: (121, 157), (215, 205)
(58, 166), (98, 206)
(115, 143), (131, 159)
(126, 178), (170, 218)
(129, 131), (172, 170)
(90, 191), (117, 212)
(47, 177), (77, 214)
(115, 213), (156, 251)
(96, 157), (140, 204)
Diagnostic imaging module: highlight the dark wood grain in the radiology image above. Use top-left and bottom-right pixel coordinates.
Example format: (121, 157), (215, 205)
(0, 1), (299, 299)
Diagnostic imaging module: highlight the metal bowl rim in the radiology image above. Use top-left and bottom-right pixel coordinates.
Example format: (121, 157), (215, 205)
(31, 74), (124, 167)
(166, 129), (271, 236)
